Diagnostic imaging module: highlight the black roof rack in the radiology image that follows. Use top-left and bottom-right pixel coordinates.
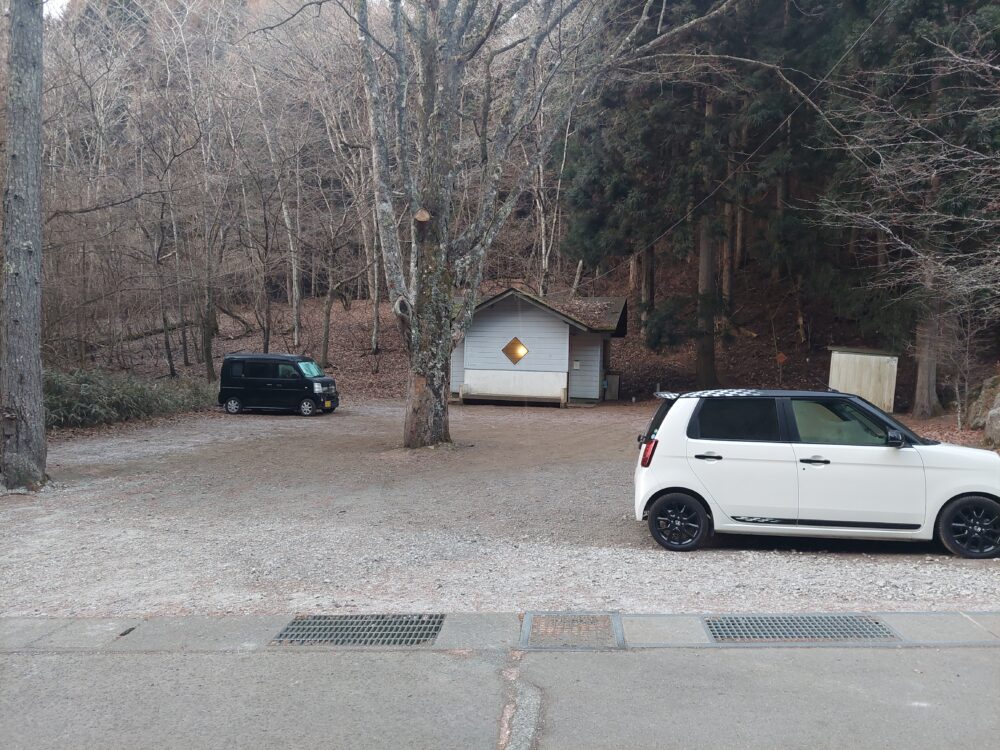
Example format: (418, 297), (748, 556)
(223, 352), (309, 361)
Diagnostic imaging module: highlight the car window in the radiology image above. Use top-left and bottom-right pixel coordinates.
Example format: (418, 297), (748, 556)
(791, 399), (888, 446)
(276, 363), (300, 379)
(229, 362), (244, 378)
(244, 361), (273, 379)
(691, 398), (780, 442)
(642, 398), (675, 441)
(298, 360), (324, 377)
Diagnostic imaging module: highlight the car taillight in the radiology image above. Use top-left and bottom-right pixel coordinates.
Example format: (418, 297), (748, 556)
(640, 439), (658, 468)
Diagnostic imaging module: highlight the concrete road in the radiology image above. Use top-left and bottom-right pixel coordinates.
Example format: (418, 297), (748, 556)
(2, 613), (999, 749)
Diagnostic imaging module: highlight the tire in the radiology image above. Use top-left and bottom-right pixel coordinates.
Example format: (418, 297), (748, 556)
(648, 493), (711, 551)
(298, 398), (317, 417)
(223, 397), (242, 415)
(937, 495), (1000, 559)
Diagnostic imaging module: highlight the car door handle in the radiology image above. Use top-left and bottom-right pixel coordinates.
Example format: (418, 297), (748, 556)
(694, 453), (723, 461)
(800, 457), (830, 465)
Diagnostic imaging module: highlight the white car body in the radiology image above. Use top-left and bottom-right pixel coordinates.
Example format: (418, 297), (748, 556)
(634, 391), (1000, 544)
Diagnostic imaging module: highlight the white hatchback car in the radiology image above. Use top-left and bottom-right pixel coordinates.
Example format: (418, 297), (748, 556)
(634, 389), (1000, 558)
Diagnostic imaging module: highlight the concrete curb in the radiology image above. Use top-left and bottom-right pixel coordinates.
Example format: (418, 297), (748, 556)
(3, 611), (999, 653)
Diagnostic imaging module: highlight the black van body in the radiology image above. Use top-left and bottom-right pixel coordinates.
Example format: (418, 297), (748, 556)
(218, 353), (339, 416)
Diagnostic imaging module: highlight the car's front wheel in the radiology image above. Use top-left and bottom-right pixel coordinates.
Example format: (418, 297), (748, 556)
(223, 397), (242, 415)
(298, 398), (317, 417)
(938, 496), (1000, 558)
(648, 493), (711, 551)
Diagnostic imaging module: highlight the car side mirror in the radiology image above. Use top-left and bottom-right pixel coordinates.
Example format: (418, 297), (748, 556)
(886, 429), (906, 448)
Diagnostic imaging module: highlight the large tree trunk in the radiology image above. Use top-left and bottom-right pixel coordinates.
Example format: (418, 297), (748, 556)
(695, 90), (719, 389)
(402, 236), (452, 448)
(696, 215), (719, 389)
(913, 310), (943, 418)
(641, 244), (655, 325)
(1, 0), (46, 489)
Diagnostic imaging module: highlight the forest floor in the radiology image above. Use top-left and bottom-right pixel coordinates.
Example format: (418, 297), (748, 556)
(4, 401), (997, 618)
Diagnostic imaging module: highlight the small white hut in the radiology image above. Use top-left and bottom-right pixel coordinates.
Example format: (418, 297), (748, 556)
(451, 288), (627, 405)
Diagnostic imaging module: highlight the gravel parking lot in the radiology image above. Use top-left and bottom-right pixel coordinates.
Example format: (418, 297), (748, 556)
(1, 401), (998, 617)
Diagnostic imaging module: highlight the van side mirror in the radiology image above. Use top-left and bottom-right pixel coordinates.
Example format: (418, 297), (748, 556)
(886, 429), (906, 448)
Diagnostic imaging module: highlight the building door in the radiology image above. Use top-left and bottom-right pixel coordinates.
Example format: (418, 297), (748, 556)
(568, 333), (602, 400)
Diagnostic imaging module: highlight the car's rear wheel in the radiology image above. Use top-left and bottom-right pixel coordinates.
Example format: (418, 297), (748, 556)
(298, 398), (317, 417)
(224, 397), (242, 415)
(648, 493), (711, 551)
(937, 496), (1000, 558)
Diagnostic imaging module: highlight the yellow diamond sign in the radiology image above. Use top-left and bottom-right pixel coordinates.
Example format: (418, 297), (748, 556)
(502, 337), (528, 365)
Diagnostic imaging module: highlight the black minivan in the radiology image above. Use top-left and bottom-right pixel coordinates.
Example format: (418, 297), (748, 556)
(218, 353), (339, 416)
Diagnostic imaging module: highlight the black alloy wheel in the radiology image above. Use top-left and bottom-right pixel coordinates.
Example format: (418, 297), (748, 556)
(938, 496), (1000, 558)
(648, 493), (711, 551)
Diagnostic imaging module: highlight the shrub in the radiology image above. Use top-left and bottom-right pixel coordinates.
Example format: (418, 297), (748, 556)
(44, 370), (214, 429)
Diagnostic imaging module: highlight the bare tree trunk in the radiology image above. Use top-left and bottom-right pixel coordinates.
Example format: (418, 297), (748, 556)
(722, 200), (734, 310)
(696, 215), (719, 388)
(169, 205), (190, 367)
(321, 266), (335, 367)
(1, 0), (46, 489)
(251, 64), (302, 347)
(913, 309), (943, 418)
(158, 278), (176, 378)
(360, 211), (380, 354)
(641, 244), (655, 325)
(570, 259), (584, 297)
(696, 90), (719, 389)
(262, 294), (272, 353)
(721, 126), (737, 311)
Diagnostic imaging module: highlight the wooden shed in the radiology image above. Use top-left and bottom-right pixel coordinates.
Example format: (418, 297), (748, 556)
(451, 288), (627, 405)
(828, 346), (899, 412)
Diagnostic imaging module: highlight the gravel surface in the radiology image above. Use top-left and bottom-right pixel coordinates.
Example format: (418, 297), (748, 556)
(1, 400), (998, 617)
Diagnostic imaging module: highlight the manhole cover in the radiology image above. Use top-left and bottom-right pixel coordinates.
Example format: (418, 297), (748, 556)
(271, 614), (445, 646)
(704, 614), (898, 643)
(525, 613), (622, 649)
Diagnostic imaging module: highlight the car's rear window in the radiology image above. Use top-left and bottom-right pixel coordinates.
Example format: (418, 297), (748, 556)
(642, 398), (675, 441)
(690, 398), (780, 442)
(229, 362), (244, 377)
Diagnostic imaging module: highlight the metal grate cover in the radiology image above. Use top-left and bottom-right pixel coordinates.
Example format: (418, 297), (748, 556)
(526, 614), (622, 649)
(271, 614), (445, 646)
(705, 614), (898, 643)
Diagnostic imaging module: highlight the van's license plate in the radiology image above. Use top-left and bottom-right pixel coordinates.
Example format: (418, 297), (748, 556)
(324, 400), (332, 408)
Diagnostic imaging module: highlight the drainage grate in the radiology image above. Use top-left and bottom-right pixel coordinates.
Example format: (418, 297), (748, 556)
(271, 614), (445, 646)
(705, 614), (898, 643)
(525, 613), (622, 649)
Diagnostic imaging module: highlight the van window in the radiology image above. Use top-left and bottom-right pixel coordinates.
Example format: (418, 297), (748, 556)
(276, 363), (299, 379)
(244, 361), (272, 379)
(229, 362), (244, 377)
(690, 398), (780, 442)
